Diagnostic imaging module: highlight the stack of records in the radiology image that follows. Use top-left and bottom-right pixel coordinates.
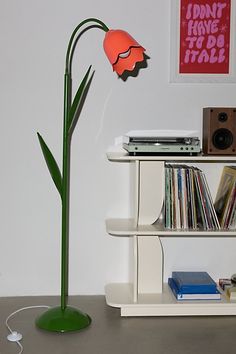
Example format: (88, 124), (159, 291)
(164, 164), (220, 230)
(168, 271), (221, 300)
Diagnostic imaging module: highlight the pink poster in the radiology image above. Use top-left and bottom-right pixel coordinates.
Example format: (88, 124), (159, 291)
(179, 0), (231, 74)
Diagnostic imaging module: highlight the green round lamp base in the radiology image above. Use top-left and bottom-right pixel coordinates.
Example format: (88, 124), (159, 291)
(35, 306), (91, 332)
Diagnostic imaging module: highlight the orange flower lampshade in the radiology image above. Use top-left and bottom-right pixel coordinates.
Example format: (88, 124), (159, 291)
(103, 29), (145, 76)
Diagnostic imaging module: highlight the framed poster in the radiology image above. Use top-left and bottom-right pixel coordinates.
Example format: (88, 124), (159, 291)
(170, 0), (236, 82)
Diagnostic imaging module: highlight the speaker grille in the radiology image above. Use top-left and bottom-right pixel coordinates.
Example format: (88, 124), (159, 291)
(212, 128), (234, 150)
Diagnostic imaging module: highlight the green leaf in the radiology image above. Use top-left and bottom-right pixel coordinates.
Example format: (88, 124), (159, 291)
(67, 65), (92, 132)
(37, 132), (62, 198)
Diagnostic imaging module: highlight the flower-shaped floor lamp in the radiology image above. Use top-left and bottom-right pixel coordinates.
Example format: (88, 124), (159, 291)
(35, 18), (145, 332)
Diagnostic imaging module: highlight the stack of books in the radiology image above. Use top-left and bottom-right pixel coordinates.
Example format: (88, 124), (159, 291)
(168, 271), (221, 300)
(164, 164), (220, 230)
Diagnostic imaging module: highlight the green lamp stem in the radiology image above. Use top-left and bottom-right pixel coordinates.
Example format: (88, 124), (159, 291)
(61, 18), (109, 310)
(65, 18), (109, 74)
(61, 72), (71, 310)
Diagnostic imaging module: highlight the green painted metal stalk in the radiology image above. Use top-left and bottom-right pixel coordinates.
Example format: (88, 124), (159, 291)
(65, 18), (109, 73)
(61, 72), (71, 310)
(61, 17), (109, 312)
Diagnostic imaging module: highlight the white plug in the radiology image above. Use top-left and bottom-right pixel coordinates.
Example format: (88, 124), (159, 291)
(7, 331), (23, 342)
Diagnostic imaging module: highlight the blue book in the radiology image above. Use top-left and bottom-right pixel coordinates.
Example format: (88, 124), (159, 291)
(168, 278), (221, 300)
(172, 271), (217, 294)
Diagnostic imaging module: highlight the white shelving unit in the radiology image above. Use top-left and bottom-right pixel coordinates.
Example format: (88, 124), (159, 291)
(105, 150), (236, 316)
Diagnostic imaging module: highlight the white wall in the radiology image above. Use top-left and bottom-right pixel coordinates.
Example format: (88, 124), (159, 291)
(0, 0), (236, 296)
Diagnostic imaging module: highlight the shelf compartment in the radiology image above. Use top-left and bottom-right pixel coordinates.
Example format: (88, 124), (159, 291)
(105, 283), (236, 317)
(106, 218), (236, 237)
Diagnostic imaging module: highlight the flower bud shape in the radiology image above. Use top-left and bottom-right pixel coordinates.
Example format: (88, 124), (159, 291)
(103, 29), (145, 75)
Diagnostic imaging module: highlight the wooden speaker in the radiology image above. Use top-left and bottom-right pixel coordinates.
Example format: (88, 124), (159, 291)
(203, 107), (236, 155)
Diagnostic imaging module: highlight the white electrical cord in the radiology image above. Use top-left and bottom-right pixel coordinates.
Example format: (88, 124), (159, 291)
(5, 305), (51, 354)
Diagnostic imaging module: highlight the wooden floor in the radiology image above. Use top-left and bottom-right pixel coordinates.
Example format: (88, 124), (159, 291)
(1, 295), (236, 354)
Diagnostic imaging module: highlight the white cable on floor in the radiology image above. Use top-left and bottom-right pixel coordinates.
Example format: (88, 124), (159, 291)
(5, 305), (51, 354)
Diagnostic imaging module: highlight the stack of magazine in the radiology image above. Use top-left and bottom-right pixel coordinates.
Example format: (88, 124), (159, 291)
(165, 164), (220, 230)
(168, 271), (221, 300)
(214, 166), (236, 230)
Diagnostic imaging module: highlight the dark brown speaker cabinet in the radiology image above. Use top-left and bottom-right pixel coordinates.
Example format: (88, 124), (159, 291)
(203, 107), (236, 155)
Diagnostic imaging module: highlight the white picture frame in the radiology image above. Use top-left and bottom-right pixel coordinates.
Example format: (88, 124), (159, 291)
(170, 0), (236, 83)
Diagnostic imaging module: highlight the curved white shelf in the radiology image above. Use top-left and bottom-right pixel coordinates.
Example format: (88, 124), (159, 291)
(106, 218), (236, 237)
(105, 283), (236, 317)
(107, 151), (236, 162)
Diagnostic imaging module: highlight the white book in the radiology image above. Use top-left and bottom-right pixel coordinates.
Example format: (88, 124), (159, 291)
(176, 292), (221, 300)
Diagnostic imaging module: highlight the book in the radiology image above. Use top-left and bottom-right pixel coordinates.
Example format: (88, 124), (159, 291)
(214, 166), (236, 229)
(188, 168), (197, 229)
(171, 271), (217, 294)
(201, 173), (220, 230)
(222, 181), (236, 228)
(227, 287), (236, 301)
(229, 200), (236, 229)
(168, 278), (221, 300)
(194, 169), (209, 230)
(165, 166), (171, 229)
(173, 167), (181, 229)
